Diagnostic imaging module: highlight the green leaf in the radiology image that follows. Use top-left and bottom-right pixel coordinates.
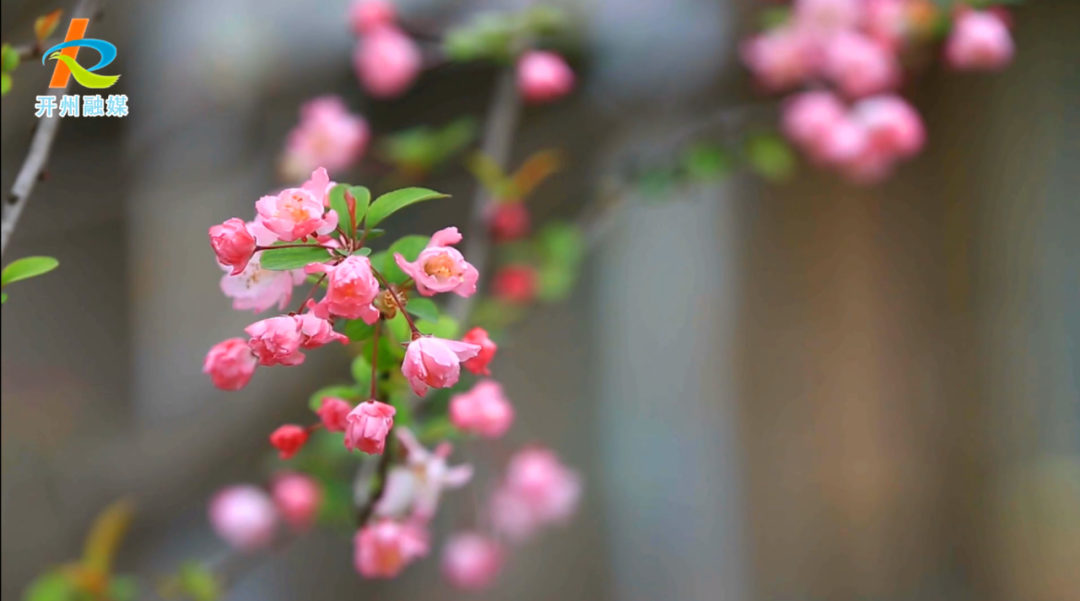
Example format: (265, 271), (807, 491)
(380, 235), (429, 284)
(682, 144), (733, 182)
(352, 247), (372, 256)
(308, 385), (362, 412)
(536, 223), (584, 269)
(327, 184), (352, 238)
(349, 186), (372, 228)
(419, 416), (462, 444)
(386, 312), (411, 344)
(405, 298), (439, 322)
(368, 250), (389, 275)
(2, 256), (59, 287)
(364, 228), (386, 241)
(636, 169), (676, 198)
(537, 263), (577, 303)
(1, 44), (20, 73)
(23, 572), (76, 601)
(416, 315), (459, 340)
(1, 293), (7, 304)
(1, 73), (11, 96)
(344, 319), (377, 343)
(388, 389), (414, 428)
(745, 134), (797, 183)
(759, 7), (792, 30)
(351, 354), (372, 393)
(177, 563), (221, 601)
(316, 479), (354, 528)
(259, 246), (330, 271)
(106, 576), (139, 601)
(364, 188), (449, 229)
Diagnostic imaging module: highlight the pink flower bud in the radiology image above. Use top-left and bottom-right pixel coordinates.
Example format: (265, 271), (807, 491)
(354, 25), (421, 99)
(461, 327), (497, 376)
(945, 10), (1014, 71)
(486, 202), (531, 243)
(272, 472), (321, 531)
(850, 95), (925, 158)
(517, 51), (575, 105)
(450, 380), (514, 439)
(490, 448), (582, 542)
(782, 91), (846, 154)
(270, 425), (309, 460)
(246, 316), (305, 366)
(308, 255), (381, 323)
(864, 0), (909, 50)
(794, 0), (862, 37)
(203, 338), (258, 391)
(819, 116), (870, 165)
(209, 485), (278, 551)
(209, 218), (257, 276)
(255, 177), (339, 243)
(401, 336), (481, 397)
(441, 533), (504, 591)
(345, 401), (396, 454)
(740, 27), (820, 92)
(295, 311), (349, 349)
(354, 519), (430, 579)
(317, 397), (353, 432)
(492, 265), (536, 305)
(823, 31), (899, 98)
(281, 97), (369, 182)
(393, 227), (479, 298)
(351, 0), (397, 35)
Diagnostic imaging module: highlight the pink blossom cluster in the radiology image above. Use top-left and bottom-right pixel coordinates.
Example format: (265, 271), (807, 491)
(742, 0), (1015, 182)
(280, 96), (369, 183)
(208, 474), (321, 551)
(350, 0), (422, 99)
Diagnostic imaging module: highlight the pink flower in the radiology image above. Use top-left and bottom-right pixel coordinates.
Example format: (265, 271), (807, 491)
(740, 27), (821, 91)
(203, 338), (258, 391)
(823, 31), (899, 98)
(492, 265), (536, 304)
(317, 397), (353, 432)
(272, 472), (321, 531)
(209, 218), (257, 276)
(354, 25), (421, 99)
(490, 448), (582, 542)
(307, 255), (381, 323)
(794, 0), (862, 38)
(450, 380), (514, 439)
(393, 227), (479, 298)
(209, 485), (278, 551)
(782, 91), (847, 155)
(819, 115), (870, 165)
(270, 424), (309, 460)
(296, 311), (349, 349)
(255, 168), (339, 242)
(245, 316), (305, 366)
(945, 10), (1014, 71)
(486, 202), (531, 243)
(220, 226), (307, 314)
(344, 401), (396, 454)
(864, 0), (909, 50)
(850, 95), (925, 158)
(281, 97), (369, 182)
(375, 428), (473, 521)
(354, 519), (429, 579)
(517, 51), (575, 105)
(401, 336), (481, 397)
(351, 0), (397, 35)
(461, 327), (497, 376)
(442, 533), (504, 591)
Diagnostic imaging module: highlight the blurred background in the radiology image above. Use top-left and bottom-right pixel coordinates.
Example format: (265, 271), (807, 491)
(1, 0), (1077, 600)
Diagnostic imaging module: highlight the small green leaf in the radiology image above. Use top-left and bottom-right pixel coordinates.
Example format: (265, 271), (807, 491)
(1, 293), (7, 304)
(317, 479), (354, 528)
(536, 223), (584, 268)
(416, 315), (459, 340)
(259, 246), (330, 271)
(23, 572), (76, 601)
(1, 44), (20, 73)
(364, 188), (449, 229)
(352, 247), (372, 256)
(107, 576), (139, 601)
(380, 235), (429, 284)
(308, 385), (362, 412)
(364, 228), (386, 241)
(327, 184), (352, 238)
(177, 563), (221, 601)
(682, 144), (733, 182)
(368, 250), (389, 276)
(351, 354), (372, 392)
(349, 186), (372, 227)
(2, 256), (59, 287)
(759, 7), (792, 30)
(1, 73), (11, 96)
(387, 311), (411, 343)
(344, 319), (377, 343)
(537, 263), (577, 303)
(405, 298), (439, 322)
(745, 133), (797, 183)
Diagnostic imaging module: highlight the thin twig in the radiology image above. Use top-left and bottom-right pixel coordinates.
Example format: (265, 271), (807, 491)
(1, 0), (103, 258)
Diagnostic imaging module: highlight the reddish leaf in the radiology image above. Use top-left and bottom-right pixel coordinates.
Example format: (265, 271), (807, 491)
(34, 10), (63, 43)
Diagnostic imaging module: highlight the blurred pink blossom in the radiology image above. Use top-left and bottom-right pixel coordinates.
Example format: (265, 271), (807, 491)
(945, 9), (1014, 71)
(317, 397), (353, 432)
(461, 327), (498, 376)
(282, 97), (369, 182)
(375, 427), (473, 521)
(490, 447), (582, 542)
(203, 338), (258, 391)
(824, 31), (899, 97)
(220, 251), (307, 314)
(442, 533), (504, 591)
(741, 27), (821, 91)
(351, 0), (397, 35)
(272, 472), (321, 531)
(450, 379), (515, 439)
(209, 485), (278, 551)
(354, 519), (429, 578)
(354, 25), (422, 99)
(517, 51), (575, 104)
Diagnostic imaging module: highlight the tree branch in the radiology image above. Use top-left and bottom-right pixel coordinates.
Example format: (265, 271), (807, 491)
(1, 0), (103, 258)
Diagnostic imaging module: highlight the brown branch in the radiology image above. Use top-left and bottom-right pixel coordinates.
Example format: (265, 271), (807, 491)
(2, 0), (103, 258)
